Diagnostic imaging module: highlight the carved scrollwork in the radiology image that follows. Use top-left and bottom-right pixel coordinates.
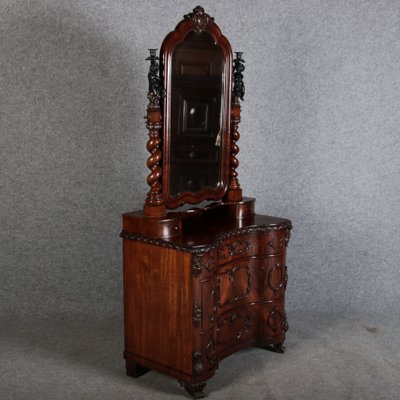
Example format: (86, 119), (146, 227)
(217, 240), (252, 259)
(268, 237), (286, 253)
(216, 313), (251, 345)
(267, 264), (288, 295)
(192, 351), (204, 376)
(267, 307), (282, 332)
(205, 339), (217, 365)
(209, 284), (218, 323)
(192, 254), (215, 277)
(218, 265), (251, 307)
(184, 6), (214, 33)
(193, 300), (202, 326)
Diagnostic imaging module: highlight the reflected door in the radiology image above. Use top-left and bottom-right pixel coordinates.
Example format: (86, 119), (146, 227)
(169, 32), (223, 197)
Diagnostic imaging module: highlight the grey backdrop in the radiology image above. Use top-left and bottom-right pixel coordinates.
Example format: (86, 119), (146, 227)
(1, 0), (400, 399)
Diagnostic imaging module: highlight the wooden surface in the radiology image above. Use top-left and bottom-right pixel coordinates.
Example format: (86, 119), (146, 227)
(122, 199), (292, 398)
(130, 7), (292, 399)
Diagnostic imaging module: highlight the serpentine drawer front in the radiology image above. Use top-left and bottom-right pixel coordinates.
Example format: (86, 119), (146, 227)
(196, 230), (289, 373)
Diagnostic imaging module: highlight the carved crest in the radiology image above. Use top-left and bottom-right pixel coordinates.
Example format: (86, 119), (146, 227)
(184, 6), (214, 33)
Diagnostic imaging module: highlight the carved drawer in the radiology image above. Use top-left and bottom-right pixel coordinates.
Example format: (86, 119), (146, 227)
(217, 259), (261, 313)
(200, 304), (259, 370)
(199, 258), (260, 332)
(216, 304), (258, 351)
(199, 256), (287, 329)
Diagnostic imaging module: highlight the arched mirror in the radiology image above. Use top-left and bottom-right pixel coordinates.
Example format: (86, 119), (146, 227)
(160, 7), (232, 209)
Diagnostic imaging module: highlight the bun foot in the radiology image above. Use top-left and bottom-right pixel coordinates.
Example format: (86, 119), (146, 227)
(179, 381), (206, 399)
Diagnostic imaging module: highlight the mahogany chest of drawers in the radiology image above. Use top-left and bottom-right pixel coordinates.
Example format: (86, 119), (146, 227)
(121, 198), (292, 398)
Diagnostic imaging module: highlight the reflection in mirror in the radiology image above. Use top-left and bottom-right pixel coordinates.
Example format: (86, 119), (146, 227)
(169, 32), (224, 197)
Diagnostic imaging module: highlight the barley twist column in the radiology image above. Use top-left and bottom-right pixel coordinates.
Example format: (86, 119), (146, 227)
(143, 49), (166, 217)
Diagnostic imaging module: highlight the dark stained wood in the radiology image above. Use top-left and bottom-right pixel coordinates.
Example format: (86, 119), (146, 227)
(125, 359), (150, 378)
(143, 50), (166, 218)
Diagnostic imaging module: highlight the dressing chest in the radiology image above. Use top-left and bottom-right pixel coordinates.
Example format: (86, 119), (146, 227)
(121, 6), (292, 398)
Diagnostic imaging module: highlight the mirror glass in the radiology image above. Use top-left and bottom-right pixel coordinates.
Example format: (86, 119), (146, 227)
(169, 32), (224, 197)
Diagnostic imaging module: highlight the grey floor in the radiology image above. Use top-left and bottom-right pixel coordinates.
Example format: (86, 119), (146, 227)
(1, 310), (399, 400)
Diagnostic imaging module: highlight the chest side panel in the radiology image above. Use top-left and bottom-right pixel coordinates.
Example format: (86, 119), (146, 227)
(123, 240), (193, 375)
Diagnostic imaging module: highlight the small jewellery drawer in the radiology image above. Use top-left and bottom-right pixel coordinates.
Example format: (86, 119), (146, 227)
(215, 230), (287, 266)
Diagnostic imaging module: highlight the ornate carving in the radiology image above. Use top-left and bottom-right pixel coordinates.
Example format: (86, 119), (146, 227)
(226, 52), (245, 202)
(184, 6), (214, 33)
(180, 381), (206, 399)
(267, 264), (288, 295)
(282, 310), (289, 332)
(209, 284), (218, 323)
(205, 339), (217, 365)
(192, 351), (204, 376)
(268, 237), (286, 253)
(218, 265), (251, 307)
(193, 301), (202, 326)
(217, 240), (252, 259)
(146, 49), (163, 100)
(216, 313), (251, 345)
(192, 254), (215, 277)
(120, 222), (292, 255)
(233, 52), (245, 101)
(144, 49), (165, 217)
(267, 307), (282, 332)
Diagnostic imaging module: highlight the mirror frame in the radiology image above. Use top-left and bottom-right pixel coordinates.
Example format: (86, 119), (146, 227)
(160, 7), (232, 209)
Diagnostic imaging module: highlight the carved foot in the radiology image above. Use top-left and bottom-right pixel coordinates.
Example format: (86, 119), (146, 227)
(262, 343), (286, 354)
(179, 381), (206, 399)
(125, 359), (150, 378)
